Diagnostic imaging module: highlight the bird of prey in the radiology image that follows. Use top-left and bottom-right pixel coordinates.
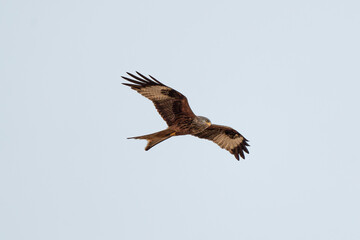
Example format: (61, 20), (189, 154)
(122, 72), (250, 160)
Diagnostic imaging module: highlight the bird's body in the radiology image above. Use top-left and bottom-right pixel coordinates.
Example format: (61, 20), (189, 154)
(122, 72), (249, 160)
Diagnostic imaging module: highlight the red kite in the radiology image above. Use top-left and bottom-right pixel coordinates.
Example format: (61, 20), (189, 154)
(122, 72), (249, 160)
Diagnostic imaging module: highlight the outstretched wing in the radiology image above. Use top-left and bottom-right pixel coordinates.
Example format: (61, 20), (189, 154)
(193, 124), (249, 160)
(122, 72), (196, 126)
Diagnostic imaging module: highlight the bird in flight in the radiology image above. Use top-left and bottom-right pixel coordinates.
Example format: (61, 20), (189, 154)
(122, 72), (250, 160)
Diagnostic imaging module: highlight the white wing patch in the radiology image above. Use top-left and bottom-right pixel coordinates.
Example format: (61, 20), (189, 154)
(213, 134), (244, 150)
(137, 86), (171, 101)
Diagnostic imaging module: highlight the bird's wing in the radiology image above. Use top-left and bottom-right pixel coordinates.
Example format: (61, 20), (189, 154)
(122, 72), (196, 126)
(193, 124), (249, 160)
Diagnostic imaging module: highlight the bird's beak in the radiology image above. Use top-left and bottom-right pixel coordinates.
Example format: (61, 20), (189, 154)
(207, 122), (212, 126)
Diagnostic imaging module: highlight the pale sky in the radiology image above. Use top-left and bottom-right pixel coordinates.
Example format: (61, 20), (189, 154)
(1, 0), (360, 239)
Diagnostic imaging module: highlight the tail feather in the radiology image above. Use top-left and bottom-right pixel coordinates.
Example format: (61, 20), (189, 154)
(128, 128), (175, 151)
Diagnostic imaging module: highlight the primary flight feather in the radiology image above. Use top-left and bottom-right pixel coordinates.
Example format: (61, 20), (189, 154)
(122, 72), (250, 160)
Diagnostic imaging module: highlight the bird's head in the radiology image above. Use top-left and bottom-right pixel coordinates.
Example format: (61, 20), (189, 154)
(198, 116), (212, 127)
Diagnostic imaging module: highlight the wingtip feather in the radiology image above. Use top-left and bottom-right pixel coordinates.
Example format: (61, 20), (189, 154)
(149, 74), (164, 85)
(239, 149), (245, 159)
(136, 71), (152, 82)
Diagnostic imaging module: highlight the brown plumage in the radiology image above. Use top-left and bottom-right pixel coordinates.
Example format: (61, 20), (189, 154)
(193, 125), (249, 160)
(122, 72), (250, 160)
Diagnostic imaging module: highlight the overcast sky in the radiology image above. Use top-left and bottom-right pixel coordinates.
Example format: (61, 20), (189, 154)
(1, 0), (360, 239)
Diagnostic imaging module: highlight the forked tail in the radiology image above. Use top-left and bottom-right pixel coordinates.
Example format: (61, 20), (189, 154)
(127, 128), (175, 151)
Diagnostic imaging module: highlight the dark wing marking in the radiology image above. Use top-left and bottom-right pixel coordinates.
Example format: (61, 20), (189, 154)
(122, 72), (196, 126)
(193, 124), (249, 160)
